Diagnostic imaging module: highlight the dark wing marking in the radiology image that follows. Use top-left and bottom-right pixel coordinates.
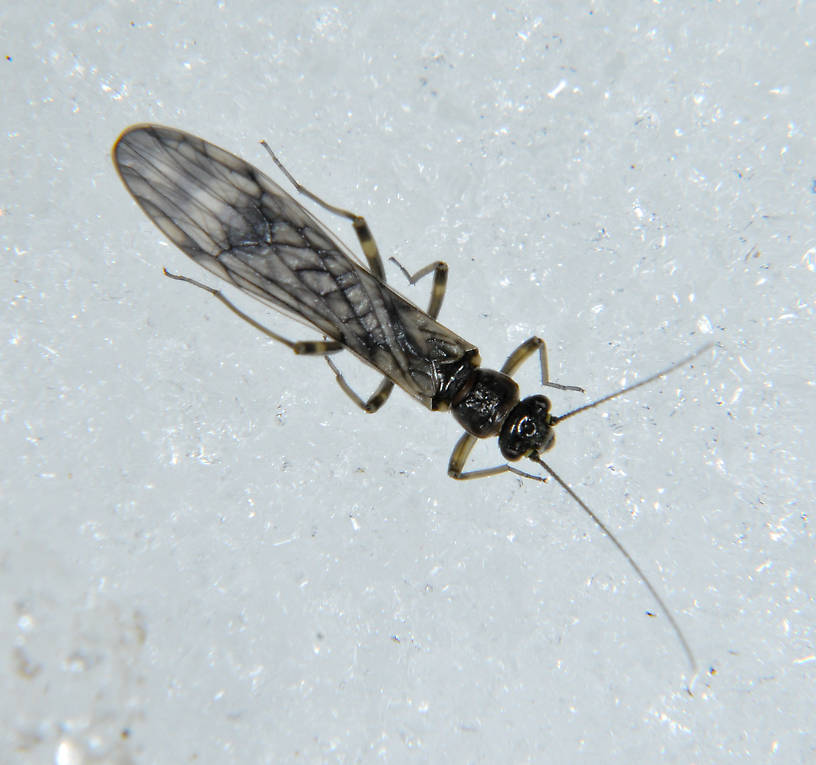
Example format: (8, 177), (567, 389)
(113, 124), (476, 407)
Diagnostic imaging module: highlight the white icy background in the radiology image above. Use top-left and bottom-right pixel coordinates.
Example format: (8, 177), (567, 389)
(2, 2), (813, 762)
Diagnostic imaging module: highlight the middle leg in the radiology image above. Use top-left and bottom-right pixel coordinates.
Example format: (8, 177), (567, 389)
(261, 144), (455, 412)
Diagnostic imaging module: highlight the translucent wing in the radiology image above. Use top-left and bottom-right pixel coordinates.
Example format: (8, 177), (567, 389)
(113, 124), (476, 408)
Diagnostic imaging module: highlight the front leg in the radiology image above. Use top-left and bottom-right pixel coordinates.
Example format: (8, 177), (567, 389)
(447, 431), (547, 482)
(501, 337), (583, 392)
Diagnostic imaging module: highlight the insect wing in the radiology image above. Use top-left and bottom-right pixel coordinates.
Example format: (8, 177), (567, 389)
(112, 125), (475, 407)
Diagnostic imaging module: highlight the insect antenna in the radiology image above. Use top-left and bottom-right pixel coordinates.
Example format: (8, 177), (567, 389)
(529, 343), (714, 678)
(552, 342), (714, 426)
(529, 453), (697, 677)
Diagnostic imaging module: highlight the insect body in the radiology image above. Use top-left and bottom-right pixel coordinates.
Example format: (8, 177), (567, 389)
(113, 124), (580, 480)
(113, 124), (710, 672)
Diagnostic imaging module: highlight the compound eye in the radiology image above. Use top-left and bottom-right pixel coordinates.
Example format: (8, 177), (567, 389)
(499, 395), (553, 461)
(520, 418), (536, 437)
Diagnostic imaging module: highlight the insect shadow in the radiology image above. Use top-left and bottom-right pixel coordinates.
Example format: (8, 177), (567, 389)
(113, 124), (713, 677)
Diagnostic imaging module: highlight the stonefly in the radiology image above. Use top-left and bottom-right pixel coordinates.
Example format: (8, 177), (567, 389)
(113, 124), (712, 675)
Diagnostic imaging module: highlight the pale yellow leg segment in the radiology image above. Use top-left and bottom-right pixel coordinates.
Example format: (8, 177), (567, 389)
(340, 258), (447, 411)
(321, 356), (393, 413)
(163, 269), (344, 355)
(322, 255), (449, 413)
(501, 336), (584, 392)
(261, 143), (455, 413)
(448, 432), (548, 481)
(261, 141), (386, 277)
(262, 143), (400, 408)
(388, 257), (449, 319)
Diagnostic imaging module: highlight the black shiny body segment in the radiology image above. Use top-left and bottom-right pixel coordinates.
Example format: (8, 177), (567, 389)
(498, 395), (554, 459)
(450, 368), (521, 437)
(429, 349), (481, 412)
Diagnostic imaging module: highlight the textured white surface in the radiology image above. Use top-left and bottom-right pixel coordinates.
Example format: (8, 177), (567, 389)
(2, 1), (813, 763)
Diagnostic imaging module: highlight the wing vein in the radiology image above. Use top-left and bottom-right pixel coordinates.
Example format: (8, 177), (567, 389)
(113, 124), (476, 407)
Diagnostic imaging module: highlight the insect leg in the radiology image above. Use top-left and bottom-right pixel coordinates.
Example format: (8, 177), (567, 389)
(501, 337), (584, 392)
(447, 432), (548, 481)
(320, 260), (448, 414)
(325, 257), (448, 413)
(163, 269), (344, 355)
(319, 354), (391, 413)
(260, 142), (386, 278)
(262, 143), (449, 413)
(388, 257), (449, 320)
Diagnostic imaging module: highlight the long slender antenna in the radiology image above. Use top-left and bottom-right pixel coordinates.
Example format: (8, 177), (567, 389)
(552, 343), (714, 426)
(529, 454), (697, 676)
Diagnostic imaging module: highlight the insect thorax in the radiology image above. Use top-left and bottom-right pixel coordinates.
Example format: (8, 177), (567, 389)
(449, 368), (521, 438)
